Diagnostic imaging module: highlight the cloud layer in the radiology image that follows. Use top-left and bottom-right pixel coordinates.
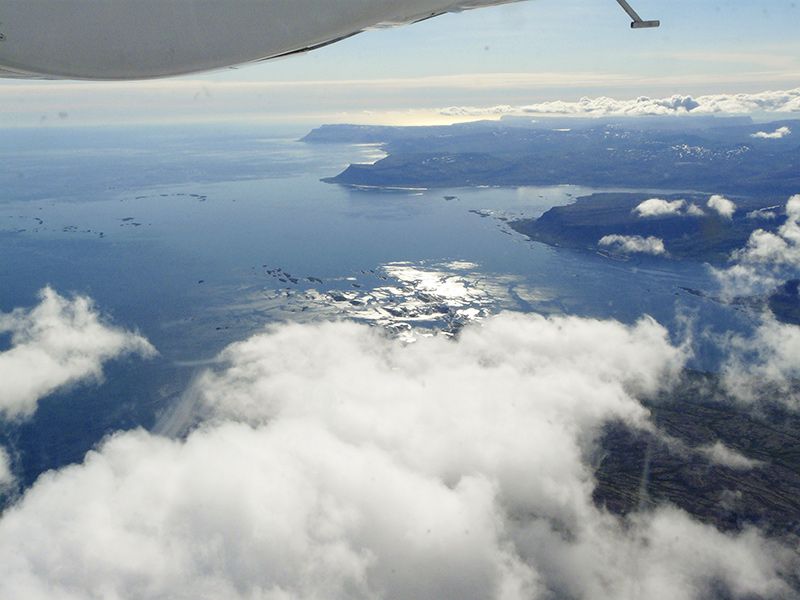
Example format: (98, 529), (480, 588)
(0, 288), (156, 420)
(440, 88), (800, 118)
(0, 312), (795, 599)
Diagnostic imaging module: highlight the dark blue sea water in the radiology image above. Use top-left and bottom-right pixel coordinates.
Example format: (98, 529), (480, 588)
(0, 124), (748, 484)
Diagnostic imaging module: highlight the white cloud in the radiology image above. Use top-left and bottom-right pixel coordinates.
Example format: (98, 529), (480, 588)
(514, 505), (791, 600)
(707, 195), (737, 219)
(0, 448), (12, 488)
(751, 126), (792, 139)
(708, 196), (800, 407)
(697, 442), (761, 471)
(0, 288), (156, 420)
(714, 195), (800, 298)
(599, 235), (666, 255)
(633, 198), (704, 218)
(634, 199), (684, 217)
(2, 313), (791, 599)
(439, 87), (800, 118)
(747, 206), (779, 220)
(686, 203), (707, 217)
(185, 314), (684, 431)
(720, 315), (800, 409)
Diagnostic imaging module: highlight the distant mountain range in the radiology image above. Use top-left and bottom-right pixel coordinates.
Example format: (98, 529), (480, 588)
(305, 116), (800, 195)
(305, 117), (798, 266)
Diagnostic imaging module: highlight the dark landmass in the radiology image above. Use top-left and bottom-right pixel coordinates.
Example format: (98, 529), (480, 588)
(509, 192), (784, 264)
(306, 116), (800, 195)
(595, 371), (800, 542)
(307, 116), (799, 265)
(769, 279), (800, 325)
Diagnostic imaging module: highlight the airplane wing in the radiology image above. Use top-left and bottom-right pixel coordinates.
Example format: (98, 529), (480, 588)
(0, 0), (658, 81)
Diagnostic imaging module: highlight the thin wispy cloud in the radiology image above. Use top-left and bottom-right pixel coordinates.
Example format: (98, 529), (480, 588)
(697, 442), (762, 471)
(720, 314), (800, 409)
(0, 448), (12, 489)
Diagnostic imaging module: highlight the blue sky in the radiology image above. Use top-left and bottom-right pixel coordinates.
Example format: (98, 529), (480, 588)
(228, 0), (799, 83)
(2, 0), (799, 126)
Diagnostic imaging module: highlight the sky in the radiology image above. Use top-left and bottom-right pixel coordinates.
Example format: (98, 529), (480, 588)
(1, 0), (799, 126)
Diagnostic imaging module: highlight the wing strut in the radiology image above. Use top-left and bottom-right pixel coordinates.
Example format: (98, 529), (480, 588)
(615, 0), (660, 29)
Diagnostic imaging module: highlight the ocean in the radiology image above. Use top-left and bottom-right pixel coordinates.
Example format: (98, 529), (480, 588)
(0, 124), (744, 484)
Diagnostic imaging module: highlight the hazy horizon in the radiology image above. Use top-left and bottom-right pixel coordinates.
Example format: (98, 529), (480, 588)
(2, 0), (799, 126)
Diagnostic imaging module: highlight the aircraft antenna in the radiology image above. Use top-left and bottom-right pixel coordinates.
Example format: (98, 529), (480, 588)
(615, 0), (660, 29)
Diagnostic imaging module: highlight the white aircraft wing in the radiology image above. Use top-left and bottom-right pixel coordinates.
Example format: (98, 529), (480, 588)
(0, 0), (658, 81)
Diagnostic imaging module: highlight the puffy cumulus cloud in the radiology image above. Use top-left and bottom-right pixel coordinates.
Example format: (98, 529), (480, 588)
(686, 204), (706, 217)
(633, 198), (704, 218)
(751, 126), (792, 139)
(513, 505), (790, 600)
(439, 87), (800, 118)
(599, 234), (666, 256)
(185, 314), (683, 438)
(708, 196), (800, 407)
(632, 194), (736, 219)
(714, 195), (800, 298)
(2, 314), (791, 599)
(0, 422), (536, 600)
(707, 195), (737, 219)
(0, 288), (156, 420)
